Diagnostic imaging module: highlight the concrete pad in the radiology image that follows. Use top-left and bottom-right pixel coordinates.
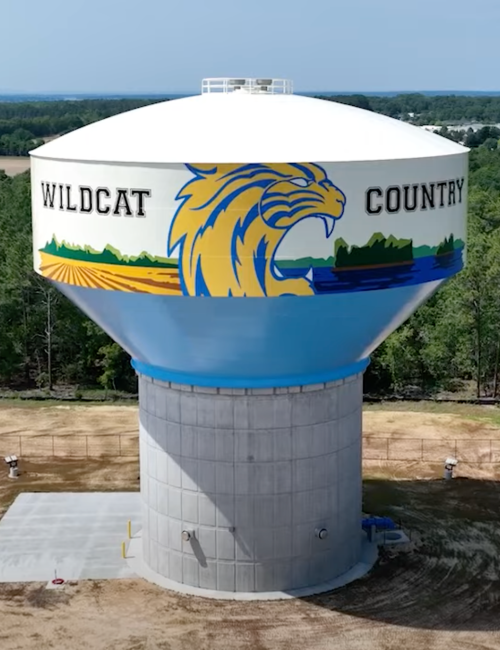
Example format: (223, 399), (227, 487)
(0, 492), (141, 583)
(126, 531), (378, 601)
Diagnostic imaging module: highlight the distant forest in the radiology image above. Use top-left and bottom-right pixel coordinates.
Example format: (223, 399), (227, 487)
(319, 93), (500, 124)
(1, 95), (500, 397)
(0, 98), (162, 156)
(1, 94), (500, 155)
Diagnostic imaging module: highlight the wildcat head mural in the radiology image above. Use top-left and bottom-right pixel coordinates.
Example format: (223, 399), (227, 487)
(167, 163), (347, 297)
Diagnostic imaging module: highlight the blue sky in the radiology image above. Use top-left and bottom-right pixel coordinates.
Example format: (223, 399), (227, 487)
(1, 0), (497, 94)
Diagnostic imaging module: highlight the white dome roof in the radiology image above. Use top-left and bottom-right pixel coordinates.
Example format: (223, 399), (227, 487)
(31, 91), (467, 164)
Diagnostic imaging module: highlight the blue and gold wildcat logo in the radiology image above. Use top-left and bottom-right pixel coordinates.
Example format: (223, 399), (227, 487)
(168, 163), (346, 297)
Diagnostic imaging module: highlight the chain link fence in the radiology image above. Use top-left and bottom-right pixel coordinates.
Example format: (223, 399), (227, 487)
(0, 434), (139, 459)
(0, 434), (499, 463)
(364, 436), (500, 463)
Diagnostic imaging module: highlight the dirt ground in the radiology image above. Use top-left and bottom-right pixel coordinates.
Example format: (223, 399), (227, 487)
(364, 403), (500, 438)
(0, 403), (138, 438)
(0, 156), (30, 176)
(0, 403), (139, 458)
(1, 459), (500, 649)
(1, 401), (500, 464)
(0, 402), (500, 649)
(1, 400), (499, 439)
(0, 457), (139, 519)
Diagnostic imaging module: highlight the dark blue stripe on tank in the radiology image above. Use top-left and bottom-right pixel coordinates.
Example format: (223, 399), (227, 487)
(131, 357), (371, 389)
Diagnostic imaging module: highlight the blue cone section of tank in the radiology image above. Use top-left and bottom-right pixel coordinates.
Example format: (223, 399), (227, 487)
(52, 279), (444, 387)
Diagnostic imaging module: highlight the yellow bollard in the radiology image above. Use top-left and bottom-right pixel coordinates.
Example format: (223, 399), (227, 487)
(121, 541), (126, 559)
(127, 520), (132, 539)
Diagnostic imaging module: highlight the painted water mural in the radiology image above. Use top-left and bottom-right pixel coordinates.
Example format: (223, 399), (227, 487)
(276, 233), (464, 294)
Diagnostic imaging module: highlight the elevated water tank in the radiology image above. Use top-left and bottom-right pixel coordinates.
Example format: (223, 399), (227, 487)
(30, 78), (468, 597)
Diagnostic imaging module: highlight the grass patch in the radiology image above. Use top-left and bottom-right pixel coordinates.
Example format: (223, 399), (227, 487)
(363, 479), (411, 516)
(0, 399), (137, 408)
(364, 400), (500, 426)
(0, 387), (137, 405)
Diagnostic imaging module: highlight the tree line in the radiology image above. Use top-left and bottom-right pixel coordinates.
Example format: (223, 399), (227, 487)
(365, 144), (500, 397)
(0, 98), (500, 396)
(0, 169), (136, 393)
(0, 98), (166, 157)
(321, 94), (500, 125)
(1, 94), (500, 156)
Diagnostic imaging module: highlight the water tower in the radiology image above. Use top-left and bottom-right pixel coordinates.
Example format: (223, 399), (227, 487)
(30, 78), (468, 596)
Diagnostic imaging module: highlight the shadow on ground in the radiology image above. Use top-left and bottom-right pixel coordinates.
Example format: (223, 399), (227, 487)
(304, 477), (500, 631)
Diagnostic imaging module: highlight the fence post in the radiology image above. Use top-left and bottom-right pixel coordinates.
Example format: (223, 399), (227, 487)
(386, 438), (390, 461)
(421, 438), (424, 461)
